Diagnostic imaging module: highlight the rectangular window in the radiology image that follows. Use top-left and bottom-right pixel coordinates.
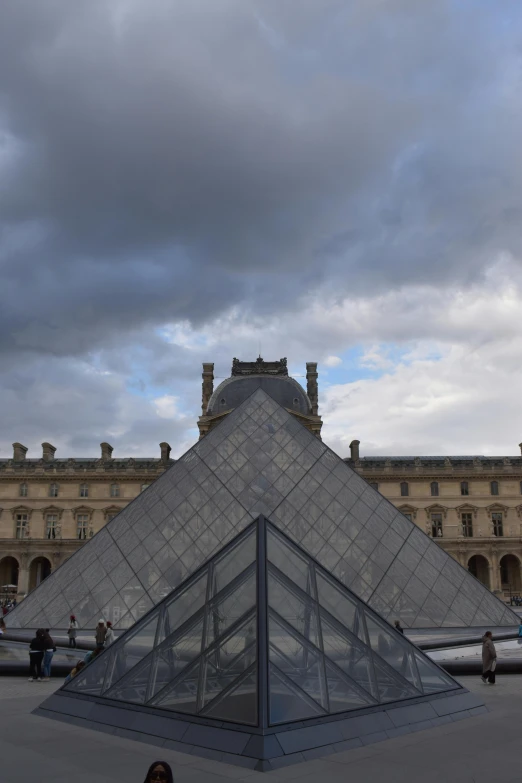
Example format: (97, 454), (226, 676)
(77, 514), (89, 540)
(492, 512), (503, 537)
(461, 482), (469, 496)
(49, 483), (59, 498)
(80, 484), (89, 498)
(400, 482), (409, 497)
(46, 514), (58, 540)
(369, 482), (379, 491)
(110, 484), (120, 498)
(19, 483), (28, 498)
(461, 512), (473, 538)
(403, 513), (412, 522)
(431, 513), (443, 538)
(15, 514), (28, 539)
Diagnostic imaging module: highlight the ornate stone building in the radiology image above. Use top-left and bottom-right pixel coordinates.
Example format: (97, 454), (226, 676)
(1, 358), (521, 605)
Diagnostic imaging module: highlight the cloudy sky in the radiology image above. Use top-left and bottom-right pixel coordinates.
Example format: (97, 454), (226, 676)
(1, 0), (521, 462)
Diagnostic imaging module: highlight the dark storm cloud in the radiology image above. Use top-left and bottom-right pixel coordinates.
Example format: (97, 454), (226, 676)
(7, 0), (520, 358)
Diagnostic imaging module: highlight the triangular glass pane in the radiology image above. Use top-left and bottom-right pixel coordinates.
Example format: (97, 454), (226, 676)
(316, 571), (359, 637)
(105, 656), (153, 705)
(102, 611), (159, 691)
(164, 571), (208, 639)
(65, 650), (112, 696)
(149, 663), (199, 713)
(414, 650), (459, 695)
(210, 527), (256, 598)
(205, 569), (256, 647)
(268, 614), (326, 709)
(267, 526), (314, 595)
(159, 616), (204, 678)
(324, 660), (376, 713)
(204, 668), (257, 725)
(201, 645), (256, 710)
(320, 613), (376, 698)
(269, 664), (325, 725)
(268, 568), (320, 649)
(372, 657), (420, 703)
(364, 614), (419, 690)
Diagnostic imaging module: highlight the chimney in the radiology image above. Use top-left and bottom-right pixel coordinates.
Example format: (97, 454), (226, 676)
(100, 442), (113, 460)
(42, 442), (56, 462)
(201, 363), (214, 414)
(13, 442), (28, 461)
(306, 362), (319, 415)
(349, 440), (360, 462)
(160, 442), (171, 462)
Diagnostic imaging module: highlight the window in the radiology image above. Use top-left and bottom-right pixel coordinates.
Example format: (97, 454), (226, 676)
(110, 483), (120, 498)
(460, 481), (469, 496)
(430, 482), (439, 497)
(19, 482), (28, 498)
(46, 514), (58, 540)
(431, 513), (443, 538)
(141, 483), (151, 492)
(492, 512), (503, 537)
(403, 512), (412, 522)
(77, 514), (89, 540)
(461, 512), (473, 538)
(79, 483), (89, 498)
(490, 481), (499, 496)
(107, 513), (117, 522)
(400, 482), (409, 497)
(15, 513), (28, 539)
(49, 483), (59, 498)
(370, 482), (379, 491)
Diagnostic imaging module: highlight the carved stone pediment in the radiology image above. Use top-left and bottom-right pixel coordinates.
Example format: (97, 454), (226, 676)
(40, 505), (64, 520)
(398, 504), (417, 520)
(425, 504), (448, 519)
(456, 504), (478, 519)
(72, 505), (94, 520)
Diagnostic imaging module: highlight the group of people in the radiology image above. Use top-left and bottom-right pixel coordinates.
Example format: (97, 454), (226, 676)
(1, 598), (16, 616)
(63, 616), (115, 684)
(28, 628), (56, 682)
(509, 595), (522, 606)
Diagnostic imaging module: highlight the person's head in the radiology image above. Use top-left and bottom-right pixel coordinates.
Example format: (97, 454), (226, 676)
(73, 660), (85, 674)
(106, 621), (112, 629)
(36, 628), (45, 638)
(70, 615), (76, 622)
(144, 761), (173, 783)
(485, 631), (492, 639)
(97, 619), (105, 626)
(91, 646), (102, 659)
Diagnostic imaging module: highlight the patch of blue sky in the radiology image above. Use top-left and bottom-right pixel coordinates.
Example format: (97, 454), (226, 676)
(320, 343), (443, 388)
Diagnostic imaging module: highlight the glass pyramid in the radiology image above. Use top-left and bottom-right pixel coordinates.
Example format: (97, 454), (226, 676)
(62, 518), (459, 728)
(7, 387), (518, 631)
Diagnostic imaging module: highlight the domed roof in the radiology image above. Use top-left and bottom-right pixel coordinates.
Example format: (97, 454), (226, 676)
(207, 375), (312, 417)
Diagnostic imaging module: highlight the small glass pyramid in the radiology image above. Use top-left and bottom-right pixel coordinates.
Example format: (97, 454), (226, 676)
(63, 517), (458, 727)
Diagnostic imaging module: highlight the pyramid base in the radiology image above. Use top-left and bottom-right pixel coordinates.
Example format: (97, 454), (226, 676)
(34, 688), (486, 771)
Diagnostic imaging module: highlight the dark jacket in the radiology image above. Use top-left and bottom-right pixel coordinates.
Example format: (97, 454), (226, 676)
(29, 636), (46, 653)
(44, 634), (56, 652)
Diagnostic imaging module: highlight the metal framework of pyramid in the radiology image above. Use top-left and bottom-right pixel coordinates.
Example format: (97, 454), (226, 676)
(8, 387), (518, 632)
(36, 517), (483, 770)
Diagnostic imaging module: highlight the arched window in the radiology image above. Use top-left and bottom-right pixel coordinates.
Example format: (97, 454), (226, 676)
(490, 481), (499, 496)
(19, 482), (28, 498)
(430, 482), (439, 497)
(400, 482), (409, 497)
(460, 481), (469, 496)
(79, 483), (89, 498)
(110, 483), (120, 498)
(49, 483), (59, 498)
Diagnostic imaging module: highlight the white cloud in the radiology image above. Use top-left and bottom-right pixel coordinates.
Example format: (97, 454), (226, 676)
(324, 355), (342, 367)
(153, 394), (185, 420)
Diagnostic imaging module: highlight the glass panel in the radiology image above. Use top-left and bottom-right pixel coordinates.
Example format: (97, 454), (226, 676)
(164, 572), (208, 638)
(210, 528), (256, 597)
(414, 651), (458, 694)
(204, 669), (257, 725)
(201, 645), (256, 710)
(364, 615), (419, 690)
(268, 615), (326, 709)
(151, 664), (199, 713)
(269, 665), (325, 725)
(316, 571), (358, 633)
(320, 614), (375, 698)
(372, 657), (420, 703)
(106, 657), (153, 705)
(324, 660), (375, 713)
(65, 650), (112, 696)
(268, 569), (320, 649)
(103, 612), (159, 691)
(206, 569), (256, 647)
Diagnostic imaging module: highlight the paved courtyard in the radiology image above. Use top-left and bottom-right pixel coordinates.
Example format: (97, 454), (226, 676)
(0, 675), (521, 782)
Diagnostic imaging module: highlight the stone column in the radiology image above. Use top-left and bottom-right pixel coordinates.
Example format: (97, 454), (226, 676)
(201, 363), (214, 414)
(490, 549), (501, 592)
(18, 553), (29, 597)
(306, 362), (318, 415)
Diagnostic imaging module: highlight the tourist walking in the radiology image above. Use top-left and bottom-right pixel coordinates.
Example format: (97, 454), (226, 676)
(42, 629), (56, 681)
(68, 615), (79, 648)
(143, 761), (174, 783)
(95, 619), (107, 649)
(28, 629), (46, 682)
(105, 620), (114, 646)
(481, 631), (497, 684)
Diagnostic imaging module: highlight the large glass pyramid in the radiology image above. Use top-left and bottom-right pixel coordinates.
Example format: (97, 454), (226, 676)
(61, 518), (459, 728)
(8, 387), (518, 631)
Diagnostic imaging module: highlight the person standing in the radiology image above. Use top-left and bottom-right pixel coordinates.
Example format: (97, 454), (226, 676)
(481, 631), (497, 684)
(95, 619), (107, 649)
(104, 621), (115, 646)
(143, 761), (174, 783)
(42, 629), (56, 681)
(28, 629), (46, 682)
(68, 615), (79, 648)
(394, 620), (404, 634)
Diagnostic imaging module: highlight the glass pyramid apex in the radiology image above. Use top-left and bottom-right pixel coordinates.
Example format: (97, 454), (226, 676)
(8, 386), (518, 632)
(62, 517), (459, 729)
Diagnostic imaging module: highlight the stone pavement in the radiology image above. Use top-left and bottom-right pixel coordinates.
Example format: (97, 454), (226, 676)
(0, 676), (521, 782)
